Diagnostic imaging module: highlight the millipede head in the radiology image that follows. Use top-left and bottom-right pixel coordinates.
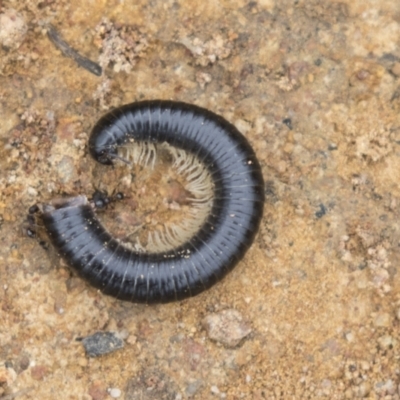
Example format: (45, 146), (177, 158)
(94, 147), (118, 165)
(88, 126), (120, 165)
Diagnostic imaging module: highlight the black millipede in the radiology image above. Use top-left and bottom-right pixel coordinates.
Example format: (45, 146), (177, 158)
(40, 100), (265, 303)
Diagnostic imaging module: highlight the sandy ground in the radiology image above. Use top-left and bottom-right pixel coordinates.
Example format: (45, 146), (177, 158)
(1, 0), (400, 399)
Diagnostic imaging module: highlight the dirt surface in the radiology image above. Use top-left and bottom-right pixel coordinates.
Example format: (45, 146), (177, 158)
(1, 0), (400, 399)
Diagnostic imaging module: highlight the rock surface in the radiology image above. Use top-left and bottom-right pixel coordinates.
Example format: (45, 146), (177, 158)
(1, 0), (400, 398)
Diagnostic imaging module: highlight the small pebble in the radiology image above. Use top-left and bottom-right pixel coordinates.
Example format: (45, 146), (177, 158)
(0, 367), (17, 386)
(210, 385), (220, 394)
(377, 335), (395, 350)
(27, 186), (38, 196)
(202, 309), (251, 348)
(115, 329), (129, 340)
(315, 203), (327, 219)
(345, 331), (354, 342)
(108, 388), (121, 398)
(77, 357), (88, 367)
(89, 382), (107, 400)
(360, 361), (370, 371)
(185, 380), (203, 397)
(373, 312), (391, 328)
(0, 8), (27, 49)
(357, 381), (370, 397)
(17, 354), (30, 373)
(57, 155), (77, 184)
(328, 143), (338, 150)
(30, 365), (47, 381)
(81, 332), (124, 357)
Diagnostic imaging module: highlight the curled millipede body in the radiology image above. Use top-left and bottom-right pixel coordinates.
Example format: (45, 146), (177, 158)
(41, 100), (265, 303)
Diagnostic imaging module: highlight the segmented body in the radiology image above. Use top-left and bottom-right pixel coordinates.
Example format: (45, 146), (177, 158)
(42, 100), (264, 303)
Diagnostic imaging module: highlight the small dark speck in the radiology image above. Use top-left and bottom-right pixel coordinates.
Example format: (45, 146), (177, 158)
(265, 180), (278, 203)
(372, 192), (383, 201)
(314, 58), (322, 66)
(379, 214), (388, 221)
(358, 262), (367, 270)
(282, 118), (293, 130)
(315, 203), (327, 219)
(80, 331), (124, 357)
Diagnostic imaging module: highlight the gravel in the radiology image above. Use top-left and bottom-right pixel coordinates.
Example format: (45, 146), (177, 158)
(80, 332), (124, 357)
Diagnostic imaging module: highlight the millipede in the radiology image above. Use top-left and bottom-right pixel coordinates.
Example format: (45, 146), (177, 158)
(38, 100), (265, 303)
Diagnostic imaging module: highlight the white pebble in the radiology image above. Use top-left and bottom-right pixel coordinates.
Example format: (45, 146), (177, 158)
(211, 385), (220, 394)
(244, 297), (252, 304)
(345, 331), (354, 342)
(27, 186), (38, 196)
(108, 388), (121, 398)
(0, 9), (27, 49)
